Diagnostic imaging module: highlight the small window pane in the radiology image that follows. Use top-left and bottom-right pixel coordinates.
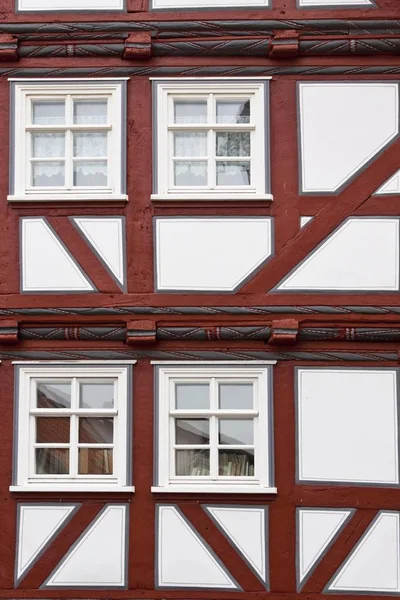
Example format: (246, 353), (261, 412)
(35, 448), (69, 475)
(176, 383), (210, 409)
(216, 161), (250, 186)
(216, 132), (250, 157)
(73, 161), (107, 187)
(174, 100), (207, 124)
(79, 417), (114, 444)
(73, 132), (107, 158)
(36, 417), (70, 443)
(219, 419), (254, 445)
(79, 382), (115, 409)
(219, 384), (253, 409)
(37, 382), (71, 409)
(216, 100), (250, 124)
(32, 101), (65, 125)
(73, 100), (107, 125)
(174, 161), (207, 186)
(32, 133), (65, 158)
(32, 162), (65, 187)
(78, 448), (113, 475)
(176, 419), (209, 445)
(174, 132), (207, 157)
(219, 449), (254, 476)
(176, 449), (210, 476)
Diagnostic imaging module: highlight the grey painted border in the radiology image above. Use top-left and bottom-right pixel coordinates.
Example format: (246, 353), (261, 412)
(15, 502), (82, 587)
(155, 503), (243, 591)
(151, 79), (271, 198)
(15, 0), (126, 13)
(273, 216), (400, 294)
(153, 216), (275, 294)
(149, 0), (270, 11)
(69, 216), (128, 292)
(324, 510), (400, 595)
(9, 81), (16, 196)
(297, 81), (400, 197)
(19, 217), (98, 295)
(295, 506), (355, 592)
(12, 363), (133, 489)
(294, 366), (400, 488)
(42, 503), (130, 590)
(203, 504), (270, 590)
(296, 0), (376, 8)
(153, 364), (274, 488)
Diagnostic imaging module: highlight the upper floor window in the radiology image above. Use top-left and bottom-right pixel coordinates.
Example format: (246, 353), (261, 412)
(151, 0), (269, 8)
(11, 363), (134, 492)
(152, 79), (271, 201)
(152, 363), (276, 493)
(9, 79), (128, 202)
(18, 0), (124, 11)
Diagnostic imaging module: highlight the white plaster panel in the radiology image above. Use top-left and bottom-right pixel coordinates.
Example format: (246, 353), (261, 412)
(328, 512), (400, 593)
(297, 369), (399, 484)
(300, 0), (372, 5)
(278, 218), (400, 291)
(152, 0), (269, 7)
(21, 218), (94, 292)
(155, 218), (272, 291)
(376, 169), (400, 195)
(298, 508), (353, 588)
(17, 504), (78, 583)
(300, 216), (314, 228)
(73, 217), (125, 286)
(299, 83), (399, 193)
(205, 506), (267, 583)
(45, 505), (127, 587)
(157, 505), (238, 589)
(18, 0), (123, 9)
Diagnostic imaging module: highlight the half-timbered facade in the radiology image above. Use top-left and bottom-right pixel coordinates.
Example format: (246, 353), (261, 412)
(0, 0), (399, 597)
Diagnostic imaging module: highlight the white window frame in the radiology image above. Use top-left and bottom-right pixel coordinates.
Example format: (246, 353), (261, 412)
(9, 79), (128, 202)
(11, 363), (135, 492)
(151, 0), (269, 8)
(152, 78), (272, 201)
(152, 362), (276, 493)
(17, 0), (124, 11)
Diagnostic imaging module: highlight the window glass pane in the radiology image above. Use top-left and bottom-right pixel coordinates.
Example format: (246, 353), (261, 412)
(176, 419), (209, 445)
(79, 417), (114, 444)
(216, 132), (250, 157)
(78, 448), (113, 475)
(79, 382), (115, 409)
(32, 162), (65, 187)
(36, 382), (71, 409)
(176, 449), (210, 476)
(36, 417), (70, 443)
(73, 161), (107, 187)
(174, 100), (207, 124)
(174, 161), (207, 186)
(32, 101), (65, 125)
(219, 449), (254, 476)
(73, 132), (107, 158)
(219, 384), (253, 409)
(73, 100), (107, 125)
(176, 383), (210, 409)
(174, 132), (207, 157)
(35, 448), (69, 474)
(216, 100), (250, 124)
(32, 133), (65, 158)
(219, 419), (254, 445)
(216, 161), (250, 186)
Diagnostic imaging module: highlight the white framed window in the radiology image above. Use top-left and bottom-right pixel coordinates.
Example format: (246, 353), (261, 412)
(152, 79), (271, 201)
(152, 362), (276, 493)
(151, 0), (269, 8)
(17, 0), (124, 11)
(9, 79), (128, 202)
(11, 363), (135, 492)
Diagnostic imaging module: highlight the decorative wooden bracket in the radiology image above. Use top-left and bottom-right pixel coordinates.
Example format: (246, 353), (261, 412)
(0, 35), (18, 61)
(123, 33), (152, 60)
(269, 30), (299, 59)
(0, 320), (18, 343)
(126, 320), (157, 344)
(269, 319), (299, 345)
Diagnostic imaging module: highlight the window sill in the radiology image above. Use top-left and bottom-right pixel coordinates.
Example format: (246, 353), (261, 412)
(10, 485), (135, 493)
(151, 485), (277, 494)
(151, 193), (273, 202)
(8, 194), (129, 203)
